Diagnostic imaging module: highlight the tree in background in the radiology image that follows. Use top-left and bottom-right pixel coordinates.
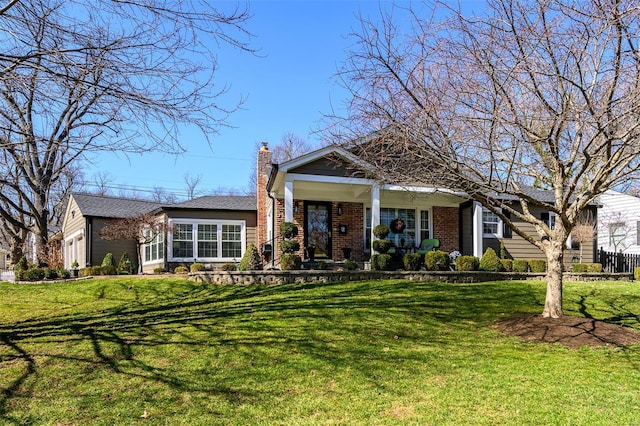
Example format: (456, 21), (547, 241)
(335, 0), (640, 317)
(0, 0), (252, 263)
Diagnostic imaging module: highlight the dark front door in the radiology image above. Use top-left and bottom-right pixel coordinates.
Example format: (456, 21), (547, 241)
(305, 201), (332, 258)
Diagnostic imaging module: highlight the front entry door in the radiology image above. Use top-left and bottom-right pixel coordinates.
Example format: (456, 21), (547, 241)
(305, 202), (332, 258)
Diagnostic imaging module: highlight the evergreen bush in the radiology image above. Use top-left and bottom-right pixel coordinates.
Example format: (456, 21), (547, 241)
(403, 253), (422, 271)
(455, 255), (479, 271)
(91, 265), (104, 275)
(118, 252), (135, 274)
(280, 240), (300, 255)
(479, 247), (504, 271)
(343, 260), (358, 270)
(57, 268), (71, 279)
(221, 263), (237, 271)
(174, 266), (188, 274)
(372, 239), (392, 254)
(424, 250), (450, 271)
(371, 254), (393, 271)
(512, 259), (529, 272)
(635, 267), (640, 281)
(279, 222), (298, 239)
(101, 252), (116, 268)
(500, 259), (513, 272)
(238, 243), (263, 271)
(571, 263), (603, 273)
(529, 259), (547, 273)
(280, 254), (302, 270)
(23, 267), (45, 281)
(190, 263), (205, 272)
(14, 256), (29, 281)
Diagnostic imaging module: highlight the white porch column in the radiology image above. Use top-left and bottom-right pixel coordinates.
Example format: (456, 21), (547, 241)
(371, 184), (381, 245)
(284, 179), (294, 222)
(472, 201), (484, 258)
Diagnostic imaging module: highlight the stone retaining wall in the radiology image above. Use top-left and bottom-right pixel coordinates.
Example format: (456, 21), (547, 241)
(189, 270), (634, 285)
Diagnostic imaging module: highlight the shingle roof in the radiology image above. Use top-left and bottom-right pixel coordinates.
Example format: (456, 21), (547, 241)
(72, 193), (162, 218)
(169, 195), (256, 211)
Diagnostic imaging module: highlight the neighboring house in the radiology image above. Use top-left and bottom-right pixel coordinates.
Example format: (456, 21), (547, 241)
(61, 193), (257, 272)
(596, 189), (640, 254)
(0, 247), (8, 269)
(256, 142), (596, 266)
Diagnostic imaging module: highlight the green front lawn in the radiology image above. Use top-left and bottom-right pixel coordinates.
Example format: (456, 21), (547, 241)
(0, 277), (639, 425)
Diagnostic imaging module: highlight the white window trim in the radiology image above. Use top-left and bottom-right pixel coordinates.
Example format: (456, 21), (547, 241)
(167, 219), (246, 262)
(142, 228), (165, 265)
(482, 208), (503, 238)
(419, 208), (433, 241)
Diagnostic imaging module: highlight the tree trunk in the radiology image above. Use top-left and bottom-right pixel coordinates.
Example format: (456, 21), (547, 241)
(542, 240), (564, 318)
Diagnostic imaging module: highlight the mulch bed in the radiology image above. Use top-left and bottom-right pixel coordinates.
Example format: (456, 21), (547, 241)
(495, 314), (640, 349)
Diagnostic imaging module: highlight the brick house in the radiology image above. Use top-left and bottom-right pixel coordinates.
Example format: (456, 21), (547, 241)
(256, 142), (596, 266)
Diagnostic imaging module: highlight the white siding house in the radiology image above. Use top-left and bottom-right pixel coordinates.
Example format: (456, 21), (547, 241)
(596, 190), (640, 254)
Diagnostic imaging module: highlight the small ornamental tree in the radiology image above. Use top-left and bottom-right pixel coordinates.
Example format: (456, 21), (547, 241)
(238, 243), (263, 271)
(99, 214), (170, 274)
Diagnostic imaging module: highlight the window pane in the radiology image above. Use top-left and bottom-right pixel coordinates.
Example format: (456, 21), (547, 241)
(173, 224), (193, 258)
(483, 211), (499, 234)
(222, 224), (242, 258)
(420, 210), (430, 241)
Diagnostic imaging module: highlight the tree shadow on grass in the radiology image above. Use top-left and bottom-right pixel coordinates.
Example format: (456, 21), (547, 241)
(3, 278), (634, 422)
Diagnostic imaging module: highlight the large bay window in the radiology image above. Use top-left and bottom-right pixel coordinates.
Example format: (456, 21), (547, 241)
(169, 220), (244, 261)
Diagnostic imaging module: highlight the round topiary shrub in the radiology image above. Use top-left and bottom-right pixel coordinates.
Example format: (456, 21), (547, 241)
(221, 263), (236, 271)
(403, 253), (422, 271)
(479, 247), (504, 271)
(23, 267), (45, 281)
(373, 224), (390, 239)
(372, 239), (392, 254)
(512, 259), (529, 272)
(343, 260), (358, 270)
(280, 240), (300, 254)
(101, 265), (118, 275)
(424, 250), (451, 271)
(280, 222), (299, 240)
(57, 268), (71, 279)
(455, 255), (479, 271)
(174, 265), (189, 274)
(529, 259), (547, 273)
(190, 262), (205, 272)
(371, 253), (393, 271)
(280, 254), (302, 270)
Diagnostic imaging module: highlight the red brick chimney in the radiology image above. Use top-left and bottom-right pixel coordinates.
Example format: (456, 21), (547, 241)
(256, 141), (272, 253)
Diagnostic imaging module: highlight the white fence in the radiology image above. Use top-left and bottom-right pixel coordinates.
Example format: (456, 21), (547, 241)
(0, 270), (14, 282)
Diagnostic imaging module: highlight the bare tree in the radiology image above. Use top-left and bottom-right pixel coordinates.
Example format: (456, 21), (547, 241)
(334, 0), (640, 318)
(184, 173), (203, 200)
(0, 0), (252, 263)
(572, 212), (596, 262)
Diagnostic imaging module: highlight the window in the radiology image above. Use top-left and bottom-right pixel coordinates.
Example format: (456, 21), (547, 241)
(173, 223), (193, 258)
(197, 224), (217, 257)
(609, 222), (626, 247)
(222, 224), (242, 258)
(365, 208), (417, 250)
(420, 210), (431, 241)
(541, 212), (556, 230)
(482, 209), (502, 237)
(169, 220), (245, 261)
(143, 229), (164, 263)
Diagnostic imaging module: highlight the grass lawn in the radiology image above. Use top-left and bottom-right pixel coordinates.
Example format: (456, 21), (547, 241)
(0, 277), (639, 425)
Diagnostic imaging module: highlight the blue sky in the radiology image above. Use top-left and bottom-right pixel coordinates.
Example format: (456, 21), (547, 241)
(87, 0), (409, 198)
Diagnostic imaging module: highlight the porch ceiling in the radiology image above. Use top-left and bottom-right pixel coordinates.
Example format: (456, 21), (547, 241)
(280, 180), (466, 207)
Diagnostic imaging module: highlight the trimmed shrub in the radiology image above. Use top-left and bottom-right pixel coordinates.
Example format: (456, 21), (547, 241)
(22, 268), (45, 281)
(101, 253), (116, 268)
(43, 267), (58, 279)
(280, 254), (301, 270)
(315, 260), (328, 270)
(372, 239), (392, 254)
(529, 259), (547, 273)
(635, 267), (640, 281)
(190, 263), (205, 272)
(238, 243), (263, 271)
(571, 263), (603, 273)
(424, 250), (450, 271)
(279, 222), (298, 240)
(174, 265), (189, 274)
(513, 259), (529, 272)
(403, 253), (422, 271)
(221, 263), (237, 271)
(57, 268), (71, 279)
(91, 265), (104, 275)
(373, 224), (390, 239)
(343, 260), (358, 270)
(456, 255), (479, 271)
(499, 240), (508, 260)
(500, 259), (513, 272)
(280, 240), (300, 255)
(479, 247), (504, 272)
(153, 267), (166, 274)
(101, 265), (117, 275)
(371, 254), (393, 271)
(79, 267), (92, 277)
(118, 252), (135, 275)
